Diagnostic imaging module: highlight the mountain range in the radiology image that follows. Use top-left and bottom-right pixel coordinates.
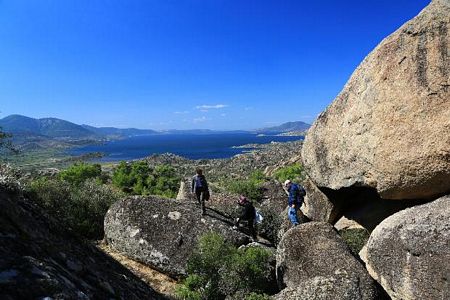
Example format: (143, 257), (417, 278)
(0, 114), (310, 142)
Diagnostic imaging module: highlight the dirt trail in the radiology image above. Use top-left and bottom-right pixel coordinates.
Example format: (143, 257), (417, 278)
(97, 242), (178, 298)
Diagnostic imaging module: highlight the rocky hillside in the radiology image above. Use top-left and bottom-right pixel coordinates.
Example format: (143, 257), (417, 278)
(0, 186), (165, 299)
(143, 140), (303, 184)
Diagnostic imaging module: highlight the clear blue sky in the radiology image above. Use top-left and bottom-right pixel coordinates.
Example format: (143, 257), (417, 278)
(0, 0), (430, 130)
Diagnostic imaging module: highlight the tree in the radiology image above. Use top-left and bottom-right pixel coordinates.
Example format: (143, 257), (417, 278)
(59, 162), (102, 186)
(0, 127), (17, 154)
(112, 161), (180, 198)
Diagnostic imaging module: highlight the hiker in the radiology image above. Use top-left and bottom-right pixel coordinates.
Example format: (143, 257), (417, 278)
(191, 168), (209, 215)
(284, 179), (306, 226)
(233, 195), (257, 239)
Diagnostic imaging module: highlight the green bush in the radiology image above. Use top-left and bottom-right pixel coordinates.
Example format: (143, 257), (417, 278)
(176, 232), (273, 300)
(27, 177), (121, 239)
(59, 162), (102, 186)
(244, 293), (272, 300)
(112, 161), (180, 198)
(273, 163), (304, 183)
(339, 228), (370, 255)
(226, 170), (265, 202)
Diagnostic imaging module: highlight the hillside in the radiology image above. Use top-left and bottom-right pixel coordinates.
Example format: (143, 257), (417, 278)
(0, 115), (97, 139)
(81, 125), (157, 139)
(256, 121), (310, 134)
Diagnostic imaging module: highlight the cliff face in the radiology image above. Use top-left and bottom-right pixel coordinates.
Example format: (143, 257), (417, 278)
(0, 188), (164, 300)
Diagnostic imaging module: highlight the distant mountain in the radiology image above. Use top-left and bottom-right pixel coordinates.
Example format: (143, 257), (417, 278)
(255, 121), (310, 134)
(0, 115), (96, 139)
(0, 115), (310, 143)
(0, 115), (162, 142)
(81, 125), (157, 139)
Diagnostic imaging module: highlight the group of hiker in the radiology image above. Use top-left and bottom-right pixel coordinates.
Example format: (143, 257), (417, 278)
(191, 168), (306, 239)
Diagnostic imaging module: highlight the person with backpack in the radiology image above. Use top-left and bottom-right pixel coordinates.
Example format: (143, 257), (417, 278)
(191, 168), (209, 215)
(233, 195), (257, 240)
(284, 179), (306, 226)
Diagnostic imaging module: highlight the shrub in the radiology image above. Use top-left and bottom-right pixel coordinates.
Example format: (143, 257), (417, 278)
(27, 177), (121, 239)
(59, 162), (102, 186)
(226, 170), (265, 202)
(177, 232), (273, 300)
(273, 163), (305, 183)
(339, 228), (370, 255)
(112, 161), (180, 198)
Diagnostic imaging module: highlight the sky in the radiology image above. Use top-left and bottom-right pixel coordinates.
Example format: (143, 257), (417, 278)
(0, 0), (430, 130)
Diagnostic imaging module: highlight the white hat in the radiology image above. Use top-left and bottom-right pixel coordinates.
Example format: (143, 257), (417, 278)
(284, 179), (292, 186)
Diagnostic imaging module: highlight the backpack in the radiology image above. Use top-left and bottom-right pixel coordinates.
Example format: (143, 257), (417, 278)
(295, 184), (306, 206)
(298, 185), (306, 197)
(254, 210), (263, 224)
(195, 175), (208, 189)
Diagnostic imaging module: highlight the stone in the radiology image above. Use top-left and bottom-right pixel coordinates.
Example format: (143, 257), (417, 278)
(276, 206), (308, 243)
(302, 177), (340, 223)
(334, 216), (364, 231)
(0, 188), (163, 299)
(301, 0), (450, 200)
(276, 222), (379, 299)
(274, 275), (375, 300)
(364, 195), (450, 300)
(104, 196), (250, 278)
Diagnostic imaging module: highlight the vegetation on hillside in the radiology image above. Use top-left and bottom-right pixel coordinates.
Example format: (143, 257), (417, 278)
(0, 126), (17, 155)
(273, 163), (305, 183)
(225, 170), (266, 202)
(112, 161), (180, 198)
(176, 232), (273, 300)
(27, 166), (122, 240)
(59, 162), (104, 186)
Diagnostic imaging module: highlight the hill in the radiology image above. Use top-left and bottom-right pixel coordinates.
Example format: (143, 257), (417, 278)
(256, 121), (310, 134)
(81, 125), (157, 139)
(0, 115), (97, 139)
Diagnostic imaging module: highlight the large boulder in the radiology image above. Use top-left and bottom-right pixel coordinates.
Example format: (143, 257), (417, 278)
(302, 0), (450, 200)
(302, 177), (340, 223)
(104, 196), (250, 278)
(0, 189), (163, 300)
(274, 275), (377, 300)
(276, 222), (379, 299)
(364, 195), (450, 300)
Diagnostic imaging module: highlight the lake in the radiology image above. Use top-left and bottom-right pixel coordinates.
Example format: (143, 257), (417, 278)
(69, 133), (303, 161)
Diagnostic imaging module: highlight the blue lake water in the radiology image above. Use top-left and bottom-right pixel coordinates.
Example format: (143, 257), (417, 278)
(69, 133), (303, 161)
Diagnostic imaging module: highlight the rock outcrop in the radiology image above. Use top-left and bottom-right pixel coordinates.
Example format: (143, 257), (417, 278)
(364, 195), (450, 300)
(276, 206), (309, 243)
(0, 189), (163, 300)
(302, 0), (450, 200)
(274, 275), (376, 300)
(302, 177), (340, 223)
(104, 196), (250, 278)
(276, 222), (379, 299)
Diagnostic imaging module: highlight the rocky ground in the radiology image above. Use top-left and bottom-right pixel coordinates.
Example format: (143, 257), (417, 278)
(143, 140), (303, 183)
